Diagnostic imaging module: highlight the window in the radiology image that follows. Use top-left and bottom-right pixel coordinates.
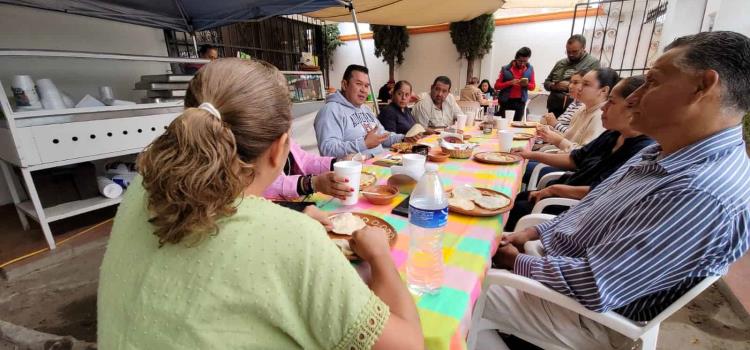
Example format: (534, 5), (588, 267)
(164, 15), (325, 72)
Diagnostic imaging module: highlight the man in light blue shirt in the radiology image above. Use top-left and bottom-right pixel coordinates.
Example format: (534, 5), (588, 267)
(486, 31), (750, 349)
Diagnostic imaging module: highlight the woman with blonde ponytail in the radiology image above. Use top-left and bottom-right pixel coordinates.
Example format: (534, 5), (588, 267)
(98, 58), (423, 350)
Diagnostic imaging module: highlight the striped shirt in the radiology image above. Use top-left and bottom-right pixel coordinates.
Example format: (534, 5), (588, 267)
(553, 100), (583, 134)
(514, 125), (750, 321)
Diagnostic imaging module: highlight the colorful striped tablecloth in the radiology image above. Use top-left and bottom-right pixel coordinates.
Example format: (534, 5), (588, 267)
(314, 126), (534, 349)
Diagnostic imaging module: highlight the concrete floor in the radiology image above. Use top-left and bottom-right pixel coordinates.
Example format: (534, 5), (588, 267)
(0, 235), (749, 349)
(1, 202), (749, 349)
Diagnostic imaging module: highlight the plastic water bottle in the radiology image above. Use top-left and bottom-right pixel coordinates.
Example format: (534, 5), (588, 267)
(407, 163), (448, 295)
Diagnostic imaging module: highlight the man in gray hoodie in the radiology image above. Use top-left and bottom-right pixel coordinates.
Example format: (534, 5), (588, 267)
(315, 65), (417, 158)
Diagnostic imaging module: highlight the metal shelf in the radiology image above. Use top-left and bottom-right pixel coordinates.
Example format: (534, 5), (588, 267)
(5, 101), (184, 120)
(17, 196), (123, 223)
(0, 49), (209, 64)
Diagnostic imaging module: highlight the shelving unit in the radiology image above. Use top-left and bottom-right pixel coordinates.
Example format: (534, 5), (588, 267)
(0, 49), (326, 250)
(0, 49), (208, 250)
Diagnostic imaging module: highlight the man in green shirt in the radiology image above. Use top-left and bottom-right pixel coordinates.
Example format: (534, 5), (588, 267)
(544, 34), (601, 116)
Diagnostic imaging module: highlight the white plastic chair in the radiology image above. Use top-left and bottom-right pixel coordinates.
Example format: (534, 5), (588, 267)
(532, 197), (580, 214)
(527, 163), (565, 191)
(469, 214), (721, 350)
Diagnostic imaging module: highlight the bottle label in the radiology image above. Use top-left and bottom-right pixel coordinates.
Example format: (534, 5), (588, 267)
(409, 205), (448, 229)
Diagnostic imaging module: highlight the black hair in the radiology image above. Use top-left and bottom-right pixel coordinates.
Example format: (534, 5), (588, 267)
(572, 69), (590, 78)
(479, 79), (494, 93)
(567, 34), (587, 47)
(343, 64), (369, 81)
(198, 44), (216, 56)
(432, 76), (452, 89)
(592, 67), (620, 91)
(393, 80), (412, 93)
(616, 75), (645, 99)
(515, 47), (532, 59)
(665, 31), (750, 113)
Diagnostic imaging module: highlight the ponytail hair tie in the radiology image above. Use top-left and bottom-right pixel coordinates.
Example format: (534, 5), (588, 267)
(198, 102), (221, 120)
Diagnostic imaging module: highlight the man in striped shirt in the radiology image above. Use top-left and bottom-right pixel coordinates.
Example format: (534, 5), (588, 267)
(484, 31), (750, 349)
(541, 69), (587, 134)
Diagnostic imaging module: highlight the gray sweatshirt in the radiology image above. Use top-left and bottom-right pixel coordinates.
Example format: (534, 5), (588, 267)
(314, 91), (404, 158)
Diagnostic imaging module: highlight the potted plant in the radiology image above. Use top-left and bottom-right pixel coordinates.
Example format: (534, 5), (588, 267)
(322, 24), (344, 92)
(449, 14), (495, 82)
(371, 25), (410, 82)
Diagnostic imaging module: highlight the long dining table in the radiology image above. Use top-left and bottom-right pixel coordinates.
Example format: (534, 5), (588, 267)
(312, 124), (536, 349)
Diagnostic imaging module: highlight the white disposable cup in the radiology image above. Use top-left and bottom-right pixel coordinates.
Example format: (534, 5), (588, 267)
(498, 130), (514, 153)
(333, 161), (362, 206)
(97, 176), (123, 199)
(11, 75), (42, 109)
(455, 114), (468, 129)
(504, 110), (516, 120)
(99, 86), (114, 101)
(402, 153), (426, 170)
(36, 79), (66, 110)
(494, 116), (509, 130)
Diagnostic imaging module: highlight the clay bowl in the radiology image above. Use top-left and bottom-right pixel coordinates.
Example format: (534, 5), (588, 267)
(428, 151), (449, 163)
(362, 185), (399, 205)
(387, 174), (417, 194)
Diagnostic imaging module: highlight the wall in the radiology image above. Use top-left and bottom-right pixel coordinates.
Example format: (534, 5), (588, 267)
(332, 19), (577, 97)
(487, 18), (574, 89)
(713, 0), (750, 36)
(0, 5), (170, 205)
(658, 0), (708, 53)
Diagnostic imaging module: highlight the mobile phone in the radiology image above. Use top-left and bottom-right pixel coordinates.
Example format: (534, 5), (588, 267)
(275, 201), (315, 212)
(391, 195), (410, 218)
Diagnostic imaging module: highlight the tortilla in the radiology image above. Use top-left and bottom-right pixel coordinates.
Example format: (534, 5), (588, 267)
(332, 239), (354, 256)
(331, 213), (367, 235)
(485, 153), (514, 162)
(405, 124), (426, 138)
(448, 197), (476, 211)
(453, 186), (483, 201)
(474, 195), (510, 210)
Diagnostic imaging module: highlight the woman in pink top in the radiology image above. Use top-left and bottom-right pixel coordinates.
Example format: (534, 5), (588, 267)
(263, 139), (353, 200)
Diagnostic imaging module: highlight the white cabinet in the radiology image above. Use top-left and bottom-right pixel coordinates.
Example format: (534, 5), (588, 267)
(0, 49), (207, 249)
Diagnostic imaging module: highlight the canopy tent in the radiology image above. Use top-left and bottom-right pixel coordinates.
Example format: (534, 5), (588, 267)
(0, 0), (506, 112)
(0, 0), (341, 32)
(304, 0), (504, 26)
(501, 0), (579, 8)
(0, 0), (507, 30)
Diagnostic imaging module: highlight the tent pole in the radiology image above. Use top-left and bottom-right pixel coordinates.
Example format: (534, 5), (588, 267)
(346, 2), (379, 115)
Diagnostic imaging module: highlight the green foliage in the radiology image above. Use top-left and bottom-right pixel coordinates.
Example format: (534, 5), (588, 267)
(322, 24), (343, 66)
(371, 25), (410, 67)
(449, 14), (495, 60)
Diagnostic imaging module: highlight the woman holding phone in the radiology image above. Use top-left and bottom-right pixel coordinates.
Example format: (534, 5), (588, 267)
(494, 47), (536, 121)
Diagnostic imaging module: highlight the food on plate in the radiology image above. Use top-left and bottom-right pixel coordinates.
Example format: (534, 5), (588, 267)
(514, 133), (534, 140)
(443, 136), (464, 144)
(332, 239), (354, 257)
(453, 185), (483, 201)
(405, 124), (426, 138)
(449, 185), (510, 212)
(331, 213), (367, 235)
(484, 153), (515, 162)
(390, 142), (414, 153)
(362, 185), (399, 205)
(473, 195), (510, 210)
(387, 174), (418, 194)
(448, 197), (476, 211)
(360, 172), (377, 188)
